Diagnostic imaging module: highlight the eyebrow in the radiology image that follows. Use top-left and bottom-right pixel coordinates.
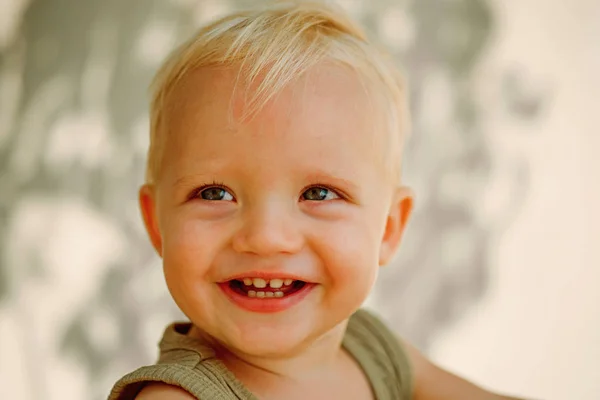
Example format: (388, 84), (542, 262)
(170, 158), (231, 189)
(172, 173), (214, 189)
(169, 165), (363, 198)
(302, 169), (361, 194)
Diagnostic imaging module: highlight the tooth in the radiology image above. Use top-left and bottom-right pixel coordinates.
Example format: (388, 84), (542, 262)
(248, 290), (256, 298)
(243, 278), (252, 286)
(274, 291), (284, 298)
(256, 291), (266, 298)
(269, 279), (283, 289)
(253, 278), (267, 288)
(283, 279), (293, 286)
(265, 292), (274, 297)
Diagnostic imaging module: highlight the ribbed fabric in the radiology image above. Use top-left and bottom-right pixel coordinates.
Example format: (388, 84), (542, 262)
(108, 309), (413, 399)
(343, 309), (414, 399)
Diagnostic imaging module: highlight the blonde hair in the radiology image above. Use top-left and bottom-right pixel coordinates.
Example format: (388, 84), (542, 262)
(146, 1), (409, 184)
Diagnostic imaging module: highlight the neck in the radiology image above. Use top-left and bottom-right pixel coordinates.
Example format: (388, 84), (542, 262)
(193, 319), (349, 383)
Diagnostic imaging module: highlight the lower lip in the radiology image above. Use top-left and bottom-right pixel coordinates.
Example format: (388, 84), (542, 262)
(218, 282), (316, 313)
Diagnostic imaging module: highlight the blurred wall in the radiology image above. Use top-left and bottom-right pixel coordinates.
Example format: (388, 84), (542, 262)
(430, 1), (600, 399)
(0, 0), (598, 399)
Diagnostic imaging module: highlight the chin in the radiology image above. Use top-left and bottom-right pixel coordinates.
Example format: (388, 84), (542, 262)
(228, 318), (322, 358)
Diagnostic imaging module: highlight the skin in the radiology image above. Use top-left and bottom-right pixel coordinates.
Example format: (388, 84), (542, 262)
(137, 63), (523, 400)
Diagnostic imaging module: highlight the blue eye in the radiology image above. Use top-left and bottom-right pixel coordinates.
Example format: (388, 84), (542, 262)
(302, 187), (339, 201)
(199, 187), (234, 201)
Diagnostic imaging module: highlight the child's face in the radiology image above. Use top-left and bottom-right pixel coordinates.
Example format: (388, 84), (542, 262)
(140, 63), (413, 357)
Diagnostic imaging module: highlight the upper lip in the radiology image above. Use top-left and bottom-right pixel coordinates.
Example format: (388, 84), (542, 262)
(219, 271), (311, 283)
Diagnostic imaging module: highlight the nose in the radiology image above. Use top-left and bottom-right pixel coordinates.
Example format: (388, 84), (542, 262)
(231, 201), (304, 256)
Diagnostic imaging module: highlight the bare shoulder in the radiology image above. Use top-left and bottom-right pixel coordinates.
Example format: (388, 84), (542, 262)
(399, 338), (525, 400)
(135, 383), (196, 399)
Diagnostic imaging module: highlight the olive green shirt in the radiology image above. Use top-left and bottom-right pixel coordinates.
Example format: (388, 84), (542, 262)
(108, 309), (413, 399)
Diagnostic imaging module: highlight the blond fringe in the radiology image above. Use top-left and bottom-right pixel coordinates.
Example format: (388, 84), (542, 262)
(146, 1), (408, 184)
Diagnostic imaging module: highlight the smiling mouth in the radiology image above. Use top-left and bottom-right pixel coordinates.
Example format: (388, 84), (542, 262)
(229, 278), (306, 298)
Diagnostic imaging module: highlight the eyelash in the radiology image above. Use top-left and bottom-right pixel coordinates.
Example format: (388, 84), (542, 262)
(188, 182), (346, 201)
(299, 184), (345, 201)
(188, 181), (230, 201)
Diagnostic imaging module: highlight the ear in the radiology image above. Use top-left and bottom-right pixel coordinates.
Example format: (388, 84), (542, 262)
(139, 184), (163, 256)
(379, 186), (414, 266)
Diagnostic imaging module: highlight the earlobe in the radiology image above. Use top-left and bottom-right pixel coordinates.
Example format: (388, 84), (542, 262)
(139, 184), (163, 256)
(379, 186), (414, 266)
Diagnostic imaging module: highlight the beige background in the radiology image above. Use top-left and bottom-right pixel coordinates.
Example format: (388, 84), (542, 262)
(431, 1), (600, 399)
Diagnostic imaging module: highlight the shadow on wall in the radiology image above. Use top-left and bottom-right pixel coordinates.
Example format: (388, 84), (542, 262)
(0, 0), (545, 398)
(370, 0), (546, 349)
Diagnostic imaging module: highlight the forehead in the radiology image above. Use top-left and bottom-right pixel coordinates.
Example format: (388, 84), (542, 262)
(160, 63), (389, 182)
(164, 63), (376, 127)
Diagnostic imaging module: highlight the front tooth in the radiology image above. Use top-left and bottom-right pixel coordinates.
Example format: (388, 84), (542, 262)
(265, 292), (274, 297)
(256, 291), (266, 298)
(274, 291), (284, 298)
(253, 278), (267, 288)
(283, 279), (293, 286)
(269, 279), (283, 289)
(243, 278), (252, 286)
(248, 290), (256, 297)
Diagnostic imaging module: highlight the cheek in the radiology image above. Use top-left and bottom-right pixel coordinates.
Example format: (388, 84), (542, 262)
(161, 213), (224, 281)
(160, 214), (228, 318)
(313, 215), (383, 290)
